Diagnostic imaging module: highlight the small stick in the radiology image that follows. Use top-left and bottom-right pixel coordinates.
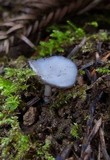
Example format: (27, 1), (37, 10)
(67, 37), (86, 59)
(26, 97), (40, 107)
(98, 143), (101, 160)
(88, 118), (102, 142)
(99, 127), (110, 160)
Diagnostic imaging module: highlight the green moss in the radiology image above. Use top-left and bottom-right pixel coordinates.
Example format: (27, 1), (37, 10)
(0, 58), (36, 159)
(70, 123), (80, 139)
(37, 138), (55, 160)
(0, 116), (31, 160)
(96, 65), (110, 74)
(37, 21), (85, 57)
(79, 69), (85, 75)
(51, 85), (88, 109)
(81, 29), (109, 54)
(37, 20), (110, 58)
(38, 30), (73, 57)
(91, 30), (108, 41)
(0, 67), (35, 112)
(0, 57), (56, 159)
(81, 39), (95, 53)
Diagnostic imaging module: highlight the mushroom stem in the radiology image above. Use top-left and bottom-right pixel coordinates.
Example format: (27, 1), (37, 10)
(44, 84), (52, 103)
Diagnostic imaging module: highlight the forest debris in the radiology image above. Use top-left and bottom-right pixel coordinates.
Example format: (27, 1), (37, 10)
(98, 143), (101, 160)
(80, 92), (103, 160)
(80, 118), (102, 160)
(96, 41), (103, 54)
(99, 127), (110, 160)
(81, 61), (94, 70)
(56, 144), (73, 160)
(26, 97), (40, 107)
(18, 34), (36, 48)
(67, 37), (86, 58)
(78, 0), (103, 14)
(77, 75), (84, 86)
(60, 144), (73, 160)
(88, 74), (110, 90)
(23, 106), (37, 126)
(88, 118), (102, 142)
(6, 24), (24, 35)
(101, 52), (110, 62)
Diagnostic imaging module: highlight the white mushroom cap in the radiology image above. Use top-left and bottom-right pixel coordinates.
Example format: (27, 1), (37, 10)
(28, 56), (78, 88)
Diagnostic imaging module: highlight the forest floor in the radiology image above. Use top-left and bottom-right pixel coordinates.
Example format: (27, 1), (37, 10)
(0, 9), (110, 160)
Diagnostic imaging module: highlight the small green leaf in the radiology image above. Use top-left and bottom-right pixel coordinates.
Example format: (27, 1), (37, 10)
(70, 123), (79, 139)
(4, 95), (20, 111)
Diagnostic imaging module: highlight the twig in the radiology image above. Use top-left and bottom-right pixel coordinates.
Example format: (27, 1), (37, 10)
(26, 96), (40, 107)
(78, 0), (103, 14)
(56, 144), (73, 160)
(67, 37), (86, 59)
(80, 118), (102, 160)
(99, 127), (110, 160)
(88, 118), (102, 142)
(98, 143), (101, 160)
(87, 92), (103, 136)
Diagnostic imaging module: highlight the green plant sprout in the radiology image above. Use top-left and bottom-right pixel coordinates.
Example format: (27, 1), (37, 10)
(70, 123), (80, 139)
(84, 21), (98, 28)
(67, 20), (85, 38)
(37, 138), (55, 160)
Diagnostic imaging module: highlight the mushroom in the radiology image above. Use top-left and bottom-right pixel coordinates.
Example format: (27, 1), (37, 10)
(28, 56), (78, 103)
